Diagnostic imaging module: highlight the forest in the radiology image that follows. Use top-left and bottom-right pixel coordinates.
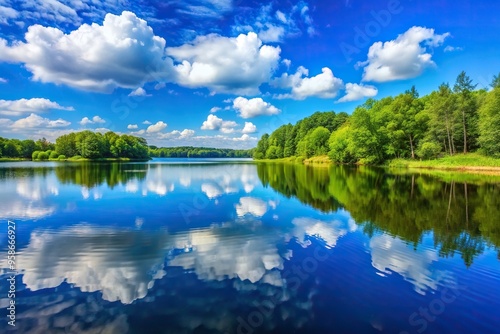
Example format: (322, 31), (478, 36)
(0, 131), (253, 161)
(0, 131), (150, 160)
(253, 71), (500, 164)
(148, 146), (253, 158)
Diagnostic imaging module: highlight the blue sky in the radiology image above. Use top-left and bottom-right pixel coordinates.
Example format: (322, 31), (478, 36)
(0, 0), (498, 148)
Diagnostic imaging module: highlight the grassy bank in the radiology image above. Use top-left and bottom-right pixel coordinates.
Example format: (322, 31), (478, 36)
(256, 157), (304, 164)
(0, 158), (30, 162)
(303, 155), (332, 165)
(28, 157), (151, 162)
(389, 153), (500, 173)
(256, 156), (332, 165)
(256, 153), (500, 175)
(65, 157), (150, 162)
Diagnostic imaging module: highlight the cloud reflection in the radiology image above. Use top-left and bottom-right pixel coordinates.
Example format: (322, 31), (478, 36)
(370, 234), (454, 294)
(236, 197), (268, 217)
(291, 217), (357, 248)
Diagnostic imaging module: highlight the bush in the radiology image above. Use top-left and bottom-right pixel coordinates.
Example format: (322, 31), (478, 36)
(49, 151), (59, 159)
(253, 152), (265, 160)
(265, 145), (282, 159)
(58, 155), (67, 160)
(417, 142), (442, 160)
(32, 151), (40, 160)
(37, 152), (49, 160)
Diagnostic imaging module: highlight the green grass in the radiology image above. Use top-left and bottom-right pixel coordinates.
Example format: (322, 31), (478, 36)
(29, 157), (150, 162)
(255, 157), (300, 163)
(303, 155), (332, 165)
(0, 158), (29, 162)
(389, 167), (500, 184)
(66, 157), (150, 162)
(256, 153), (500, 175)
(389, 153), (500, 170)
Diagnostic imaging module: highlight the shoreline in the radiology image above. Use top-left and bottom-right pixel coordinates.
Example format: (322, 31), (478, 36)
(255, 154), (500, 175)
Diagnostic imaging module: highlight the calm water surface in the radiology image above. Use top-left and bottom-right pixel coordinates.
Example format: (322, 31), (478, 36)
(0, 159), (499, 333)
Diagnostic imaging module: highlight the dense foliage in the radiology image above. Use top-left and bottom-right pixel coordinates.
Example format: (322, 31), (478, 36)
(1, 131), (253, 160)
(254, 71), (500, 163)
(149, 146), (253, 158)
(253, 111), (349, 160)
(55, 131), (149, 159)
(0, 131), (149, 160)
(0, 137), (54, 159)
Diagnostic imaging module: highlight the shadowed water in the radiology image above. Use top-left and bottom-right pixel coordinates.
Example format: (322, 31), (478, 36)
(0, 159), (499, 334)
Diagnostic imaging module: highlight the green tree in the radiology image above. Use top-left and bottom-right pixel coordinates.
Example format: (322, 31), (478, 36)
(3, 141), (19, 157)
(454, 71), (478, 153)
(37, 151), (49, 160)
(388, 90), (426, 159)
(76, 131), (103, 159)
(55, 133), (77, 157)
(20, 140), (37, 159)
(478, 87), (500, 157)
(491, 73), (500, 89)
(424, 84), (457, 156)
(265, 145), (281, 159)
(308, 126), (330, 156)
(35, 137), (54, 151)
(416, 141), (442, 160)
(253, 133), (269, 159)
(328, 124), (355, 163)
(283, 124), (297, 157)
(348, 98), (393, 164)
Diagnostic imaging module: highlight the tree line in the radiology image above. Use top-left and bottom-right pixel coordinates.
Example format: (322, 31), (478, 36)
(254, 71), (500, 164)
(0, 131), (150, 160)
(0, 131), (253, 160)
(148, 146), (253, 158)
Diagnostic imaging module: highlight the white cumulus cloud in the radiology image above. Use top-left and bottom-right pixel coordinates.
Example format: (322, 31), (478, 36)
(147, 121), (167, 133)
(158, 129), (196, 139)
(0, 98), (74, 116)
(242, 122), (257, 134)
(233, 134), (256, 142)
(80, 115), (105, 126)
(273, 67), (344, 100)
(201, 114), (238, 133)
(127, 124), (138, 130)
(233, 97), (280, 119)
(337, 83), (378, 103)
(128, 87), (151, 97)
(0, 11), (174, 92)
(358, 26), (450, 82)
(11, 113), (71, 129)
(167, 32), (281, 95)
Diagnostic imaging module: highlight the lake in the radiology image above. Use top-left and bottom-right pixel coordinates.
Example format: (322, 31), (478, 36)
(0, 159), (499, 334)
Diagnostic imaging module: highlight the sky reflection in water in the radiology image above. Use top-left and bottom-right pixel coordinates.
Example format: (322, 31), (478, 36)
(0, 160), (499, 334)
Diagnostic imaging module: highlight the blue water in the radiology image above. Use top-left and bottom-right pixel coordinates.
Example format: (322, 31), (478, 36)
(0, 160), (499, 333)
